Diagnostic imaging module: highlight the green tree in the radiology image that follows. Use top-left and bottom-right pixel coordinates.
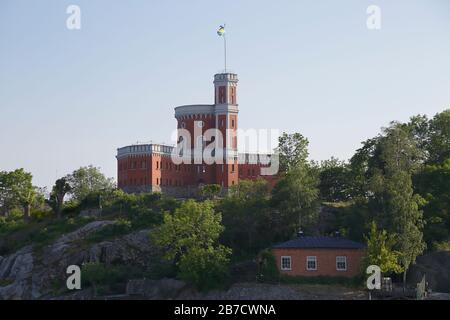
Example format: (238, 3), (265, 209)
(178, 245), (231, 291)
(49, 177), (72, 219)
(276, 132), (309, 173)
(426, 109), (450, 164)
(370, 125), (426, 289)
(271, 163), (320, 235)
(220, 179), (272, 256)
(67, 165), (115, 202)
(151, 200), (231, 290)
(0, 171), (15, 216)
(7, 169), (37, 221)
(347, 137), (380, 199)
(199, 184), (221, 200)
(319, 157), (351, 202)
(413, 158), (450, 245)
(364, 221), (403, 274)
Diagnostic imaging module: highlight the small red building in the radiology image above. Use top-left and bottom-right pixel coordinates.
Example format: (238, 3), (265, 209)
(272, 234), (365, 278)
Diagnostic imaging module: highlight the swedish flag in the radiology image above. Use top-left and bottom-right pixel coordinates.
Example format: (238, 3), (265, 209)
(217, 25), (225, 36)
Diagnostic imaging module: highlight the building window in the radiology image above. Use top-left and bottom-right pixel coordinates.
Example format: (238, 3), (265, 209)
(306, 256), (317, 271)
(281, 256), (292, 271)
(336, 256), (347, 271)
(231, 119), (235, 128)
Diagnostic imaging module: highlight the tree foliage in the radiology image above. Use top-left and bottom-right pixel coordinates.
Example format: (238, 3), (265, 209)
(151, 200), (231, 290)
(364, 221), (403, 274)
(0, 169), (40, 221)
(271, 163), (320, 234)
(277, 132), (309, 173)
(66, 165), (115, 202)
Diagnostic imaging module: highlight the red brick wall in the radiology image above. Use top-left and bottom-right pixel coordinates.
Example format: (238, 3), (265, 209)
(272, 248), (365, 278)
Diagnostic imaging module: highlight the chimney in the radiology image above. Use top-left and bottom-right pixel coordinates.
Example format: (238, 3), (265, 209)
(297, 230), (304, 238)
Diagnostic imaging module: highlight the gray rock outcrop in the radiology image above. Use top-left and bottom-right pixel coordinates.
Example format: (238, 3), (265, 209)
(0, 220), (156, 300)
(407, 251), (450, 293)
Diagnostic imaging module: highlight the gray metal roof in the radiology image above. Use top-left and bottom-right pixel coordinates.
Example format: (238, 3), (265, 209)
(273, 236), (365, 249)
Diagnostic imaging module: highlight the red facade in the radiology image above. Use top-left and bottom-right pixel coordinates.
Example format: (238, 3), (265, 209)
(117, 73), (277, 196)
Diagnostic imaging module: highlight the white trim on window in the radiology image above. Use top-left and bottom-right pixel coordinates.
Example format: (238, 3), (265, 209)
(281, 256), (292, 271)
(306, 256), (317, 271)
(336, 256), (347, 271)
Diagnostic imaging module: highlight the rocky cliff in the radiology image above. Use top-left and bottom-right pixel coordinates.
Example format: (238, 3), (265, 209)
(0, 220), (157, 299)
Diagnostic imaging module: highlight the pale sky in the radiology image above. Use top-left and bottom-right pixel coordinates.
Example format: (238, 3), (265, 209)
(1, 0), (449, 189)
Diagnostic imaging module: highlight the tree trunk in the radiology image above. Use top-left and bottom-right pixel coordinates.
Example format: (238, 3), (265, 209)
(403, 270), (407, 293)
(57, 199), (63, 219)
(23, 203), (30, 222)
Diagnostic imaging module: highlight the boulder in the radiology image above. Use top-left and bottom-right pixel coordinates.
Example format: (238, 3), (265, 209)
(407, 251), (450, 293)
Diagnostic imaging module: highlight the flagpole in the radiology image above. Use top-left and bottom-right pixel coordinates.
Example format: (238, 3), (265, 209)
(224, 24), (227, 72)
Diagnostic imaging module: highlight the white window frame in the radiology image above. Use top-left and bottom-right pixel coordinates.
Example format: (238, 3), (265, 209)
(306, 256), (317, 271)
(336, 256), (347, 271)
(281, 256), (292, 271)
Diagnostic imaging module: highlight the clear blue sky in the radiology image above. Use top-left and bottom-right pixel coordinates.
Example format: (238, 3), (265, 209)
(1, 0), (449, 189)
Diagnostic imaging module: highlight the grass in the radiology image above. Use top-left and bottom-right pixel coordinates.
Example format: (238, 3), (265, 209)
(0, 216), (96, 255)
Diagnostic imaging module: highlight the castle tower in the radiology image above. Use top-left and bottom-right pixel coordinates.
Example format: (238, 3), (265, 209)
(213, 73), (239, 187)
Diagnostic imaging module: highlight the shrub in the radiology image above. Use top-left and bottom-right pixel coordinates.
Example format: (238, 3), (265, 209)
(433, 240), (450, 251)
(178, 245), (232, 291)
(81, 262), (143, 295)
(86, 218), (132, 243)
(258, 250), (280, 283)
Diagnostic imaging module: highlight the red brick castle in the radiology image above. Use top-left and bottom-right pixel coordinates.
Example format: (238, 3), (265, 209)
(117, 72), (277, 197)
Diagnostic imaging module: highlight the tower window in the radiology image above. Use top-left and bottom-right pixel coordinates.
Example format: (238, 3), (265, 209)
(218, 86), (226, 103)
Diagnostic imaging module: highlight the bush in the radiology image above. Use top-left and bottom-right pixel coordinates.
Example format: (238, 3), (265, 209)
(433, 240), (450, 251)
(178, 245), (232, 291)
(0, 214), (25, 234)
(258, 250), (280, 283)
(85, 218), (132, 243)
(81, 262), (144, 295)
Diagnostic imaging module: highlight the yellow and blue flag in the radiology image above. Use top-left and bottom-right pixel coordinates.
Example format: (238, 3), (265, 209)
(217, 25), (225, 36)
